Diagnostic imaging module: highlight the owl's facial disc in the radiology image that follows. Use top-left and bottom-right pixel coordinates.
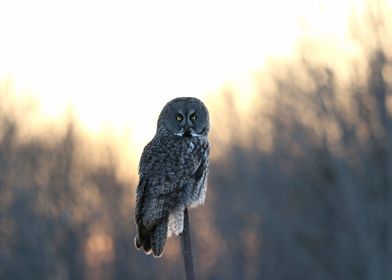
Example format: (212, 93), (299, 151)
(157, 97), (210, 137)
(174, 110), (200, 137)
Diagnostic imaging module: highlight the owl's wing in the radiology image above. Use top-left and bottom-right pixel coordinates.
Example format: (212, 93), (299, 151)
(137, 135), (208, 228)
(135, 139), (181, 229)
(139, 176), (185, 228)
(134, 157), (184, 257)
(135, 177), (146, 225)
(134, 177), (154, 254)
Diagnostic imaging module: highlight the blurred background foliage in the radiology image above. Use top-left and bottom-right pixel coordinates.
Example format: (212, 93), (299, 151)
(1, 2), (392, 280)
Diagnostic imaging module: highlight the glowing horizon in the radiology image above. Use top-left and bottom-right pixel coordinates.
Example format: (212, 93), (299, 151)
(0, 0), (378, 154)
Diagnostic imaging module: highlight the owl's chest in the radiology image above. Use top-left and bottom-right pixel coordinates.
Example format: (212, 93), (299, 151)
(142, 135), (205, 170)
(167, 139), (198, 163)
(158, 136), (198, 155)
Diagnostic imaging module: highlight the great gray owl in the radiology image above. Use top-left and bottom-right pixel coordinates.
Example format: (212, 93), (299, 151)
(134, 97), (210, 258)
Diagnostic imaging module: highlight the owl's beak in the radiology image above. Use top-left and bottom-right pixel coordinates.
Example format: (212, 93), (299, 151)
(184, 126), (192, 137)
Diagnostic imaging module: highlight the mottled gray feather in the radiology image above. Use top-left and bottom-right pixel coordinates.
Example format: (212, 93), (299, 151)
(134, 97), (210, 257)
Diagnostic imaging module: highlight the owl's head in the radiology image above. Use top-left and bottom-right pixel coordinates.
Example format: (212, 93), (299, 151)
(157, 97), (210, 137)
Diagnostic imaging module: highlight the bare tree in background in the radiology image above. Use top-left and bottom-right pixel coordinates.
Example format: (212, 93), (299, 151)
(206, 47), (392, 280)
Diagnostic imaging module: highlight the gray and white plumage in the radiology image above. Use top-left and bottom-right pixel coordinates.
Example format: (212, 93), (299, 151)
(134, 97), (210, 258)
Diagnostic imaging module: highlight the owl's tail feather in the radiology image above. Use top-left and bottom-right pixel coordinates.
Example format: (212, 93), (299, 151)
(135, 224), (152, 255)
(151, 219), (168, 258)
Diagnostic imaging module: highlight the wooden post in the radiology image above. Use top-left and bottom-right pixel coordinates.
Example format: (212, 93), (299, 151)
(181, 208), (195, 280)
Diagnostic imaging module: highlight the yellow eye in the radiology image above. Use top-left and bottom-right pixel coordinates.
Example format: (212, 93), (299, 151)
(176, 114), (183, 121)
(190, 114), (197, 121)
